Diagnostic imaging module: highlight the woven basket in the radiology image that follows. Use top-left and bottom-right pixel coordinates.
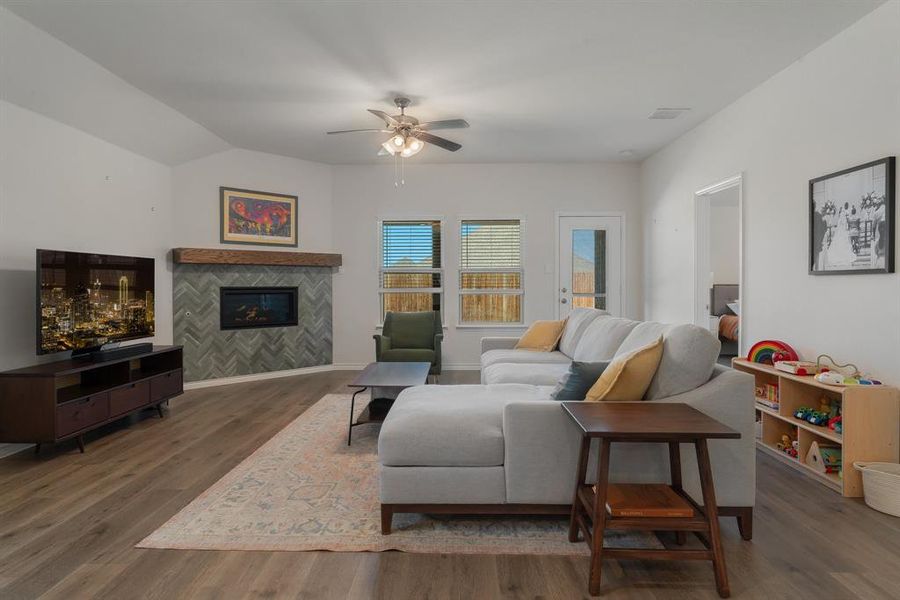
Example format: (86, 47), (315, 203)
(853, 462), (900, 517)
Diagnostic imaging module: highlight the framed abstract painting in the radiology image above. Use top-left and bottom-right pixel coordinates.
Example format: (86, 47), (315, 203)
(809, 156), (895, 275)
(220, 187), (298, 247)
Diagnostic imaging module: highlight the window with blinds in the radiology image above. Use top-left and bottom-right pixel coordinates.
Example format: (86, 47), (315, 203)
(379, 220), (442, 322)
(459, 219), (523, 324)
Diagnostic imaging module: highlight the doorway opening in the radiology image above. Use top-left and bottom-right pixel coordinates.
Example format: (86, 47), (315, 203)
(694, 176), (743, 366)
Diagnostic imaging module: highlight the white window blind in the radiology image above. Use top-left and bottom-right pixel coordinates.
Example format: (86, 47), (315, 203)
(379, 220), (442, 321)
(459, 219), (523, 324)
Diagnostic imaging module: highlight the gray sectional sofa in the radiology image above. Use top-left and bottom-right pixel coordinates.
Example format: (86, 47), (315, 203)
(378, 308), (755, 538)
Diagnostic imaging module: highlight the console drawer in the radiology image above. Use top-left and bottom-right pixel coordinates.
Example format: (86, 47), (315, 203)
(150, 369), (182, 403)
(109, 381), (150, 416)
(57, 393), (109, 438)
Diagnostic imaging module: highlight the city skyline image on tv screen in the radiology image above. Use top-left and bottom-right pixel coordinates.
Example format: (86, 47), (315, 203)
(38, 250), (155, 354)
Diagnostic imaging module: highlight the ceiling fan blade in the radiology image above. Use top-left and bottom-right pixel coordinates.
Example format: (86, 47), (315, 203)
(367, 109), (400, 127)
(416, 131), (462, 152)
(417, 119), (469, 131)
(326, 128), (390, 134)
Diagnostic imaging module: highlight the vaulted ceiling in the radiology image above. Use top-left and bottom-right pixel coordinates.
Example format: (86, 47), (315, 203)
(2, 0), (883, 165)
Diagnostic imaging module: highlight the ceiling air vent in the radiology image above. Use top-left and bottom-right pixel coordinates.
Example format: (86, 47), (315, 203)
(648, 108), (691, 120)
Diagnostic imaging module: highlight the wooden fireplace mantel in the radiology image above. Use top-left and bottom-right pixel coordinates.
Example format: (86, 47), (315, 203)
(172, 248), (342, 268)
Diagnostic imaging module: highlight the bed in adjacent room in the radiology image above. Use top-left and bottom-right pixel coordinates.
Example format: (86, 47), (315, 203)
(710, 284), (740, 361)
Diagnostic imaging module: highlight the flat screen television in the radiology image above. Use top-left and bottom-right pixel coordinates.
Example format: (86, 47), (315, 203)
(37, 249), (155, 355)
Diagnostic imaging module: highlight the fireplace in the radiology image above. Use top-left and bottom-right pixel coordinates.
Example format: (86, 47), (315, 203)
(220, 287), (298, 330)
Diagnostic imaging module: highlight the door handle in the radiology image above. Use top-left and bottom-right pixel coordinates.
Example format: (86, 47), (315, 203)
(560, 298), (568, 304)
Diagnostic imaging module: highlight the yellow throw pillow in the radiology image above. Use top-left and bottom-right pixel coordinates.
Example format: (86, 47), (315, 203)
(515, 319), (567, 352)
(585, 336), (664, 401)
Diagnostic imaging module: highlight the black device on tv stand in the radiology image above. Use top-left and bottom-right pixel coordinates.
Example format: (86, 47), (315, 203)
(79, 342), (155, 363)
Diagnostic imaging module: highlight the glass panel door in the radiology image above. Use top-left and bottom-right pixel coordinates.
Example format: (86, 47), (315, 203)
(558, 216), (622, 318)
(571, 229), (607, 310)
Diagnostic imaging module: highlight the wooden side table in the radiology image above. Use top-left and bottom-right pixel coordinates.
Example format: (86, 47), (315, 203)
(561, 402), (741, 598)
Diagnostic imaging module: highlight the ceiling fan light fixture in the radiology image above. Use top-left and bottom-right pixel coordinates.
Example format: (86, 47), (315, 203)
(326, 98), (465, 169)
(400, 136), (423, 157)
(406, 137), (423, 152)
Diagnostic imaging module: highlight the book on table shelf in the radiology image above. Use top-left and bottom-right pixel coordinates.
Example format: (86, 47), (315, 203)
(755, 382), (780, 409)
(599, 483), (694, 518)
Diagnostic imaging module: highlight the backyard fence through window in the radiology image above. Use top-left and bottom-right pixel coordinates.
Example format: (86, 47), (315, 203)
(459, 219), (523, 323)
(379, 220), (442, 321)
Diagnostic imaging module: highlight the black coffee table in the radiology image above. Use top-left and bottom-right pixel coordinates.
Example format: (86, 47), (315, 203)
(346, 362), (431, 445)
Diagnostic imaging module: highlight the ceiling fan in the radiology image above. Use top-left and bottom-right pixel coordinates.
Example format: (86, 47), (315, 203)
(327, 96), (468, 157)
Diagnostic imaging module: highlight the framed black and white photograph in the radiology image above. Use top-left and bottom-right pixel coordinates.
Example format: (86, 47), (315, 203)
(809, 156), (895, 275)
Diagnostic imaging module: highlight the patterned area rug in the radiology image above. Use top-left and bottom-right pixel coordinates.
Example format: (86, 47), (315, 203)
(138, 394), (662, 554)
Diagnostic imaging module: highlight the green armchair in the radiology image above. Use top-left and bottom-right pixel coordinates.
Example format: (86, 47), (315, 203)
(374, 311), (443, 376)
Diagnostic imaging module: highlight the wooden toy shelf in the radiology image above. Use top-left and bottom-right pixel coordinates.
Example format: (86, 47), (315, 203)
(733, 358), (899, 497)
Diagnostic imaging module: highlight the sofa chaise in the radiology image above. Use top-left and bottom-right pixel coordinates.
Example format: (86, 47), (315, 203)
(377, 308), (756, 539)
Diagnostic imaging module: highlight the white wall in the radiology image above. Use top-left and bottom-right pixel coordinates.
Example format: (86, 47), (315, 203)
(709, 189), (740, 285)
(0, 100), (175, 372)
(641, 0), (900, 383)
(331, 162), (641, 367)
(0, 7), (228, 166)
(172, 149), (333, 252)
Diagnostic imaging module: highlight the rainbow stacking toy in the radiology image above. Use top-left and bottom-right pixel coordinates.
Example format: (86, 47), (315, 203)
(747, 340), (799, 365)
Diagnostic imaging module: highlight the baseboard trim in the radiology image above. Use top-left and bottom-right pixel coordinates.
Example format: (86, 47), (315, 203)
(0, 443), (33, 460)
(184, 364), (335, 390)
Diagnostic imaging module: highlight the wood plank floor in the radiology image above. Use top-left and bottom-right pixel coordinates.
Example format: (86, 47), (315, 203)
(1, 370), (898, 599)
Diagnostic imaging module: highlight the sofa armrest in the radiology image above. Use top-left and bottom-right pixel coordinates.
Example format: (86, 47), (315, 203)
(481, 337), (520, 354)
(373, 334), (391, 361)
(654, 367), (755, 441)
(651, 367), (756, 507)
(503, 400), (583, 504)
(501, 367), (756, 507)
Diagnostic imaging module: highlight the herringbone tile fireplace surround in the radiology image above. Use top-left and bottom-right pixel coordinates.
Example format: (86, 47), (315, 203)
(173, 263), (333, 382)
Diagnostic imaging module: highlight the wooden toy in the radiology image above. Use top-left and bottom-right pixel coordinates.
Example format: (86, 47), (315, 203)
(815, 371), (845, 385)
(774, 360), (818, 375)
(748, 340), (799, 365)
(815, 354), (883, 386)
(816, 371), (883, 386)
(806, 441), (842, 474)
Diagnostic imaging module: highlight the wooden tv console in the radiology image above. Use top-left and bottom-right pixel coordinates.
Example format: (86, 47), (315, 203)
(0, 345), (183, 453)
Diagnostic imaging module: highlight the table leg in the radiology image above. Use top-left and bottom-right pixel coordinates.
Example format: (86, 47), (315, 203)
(348, 388), (366, 446)
(589, 438), (611, 596)
(668, 441), (687, 546)
(568, 436), (591, 543)
(696, 439), (730, 598)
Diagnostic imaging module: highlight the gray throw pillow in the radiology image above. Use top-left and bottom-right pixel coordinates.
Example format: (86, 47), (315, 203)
(551, 361), (611, 401)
